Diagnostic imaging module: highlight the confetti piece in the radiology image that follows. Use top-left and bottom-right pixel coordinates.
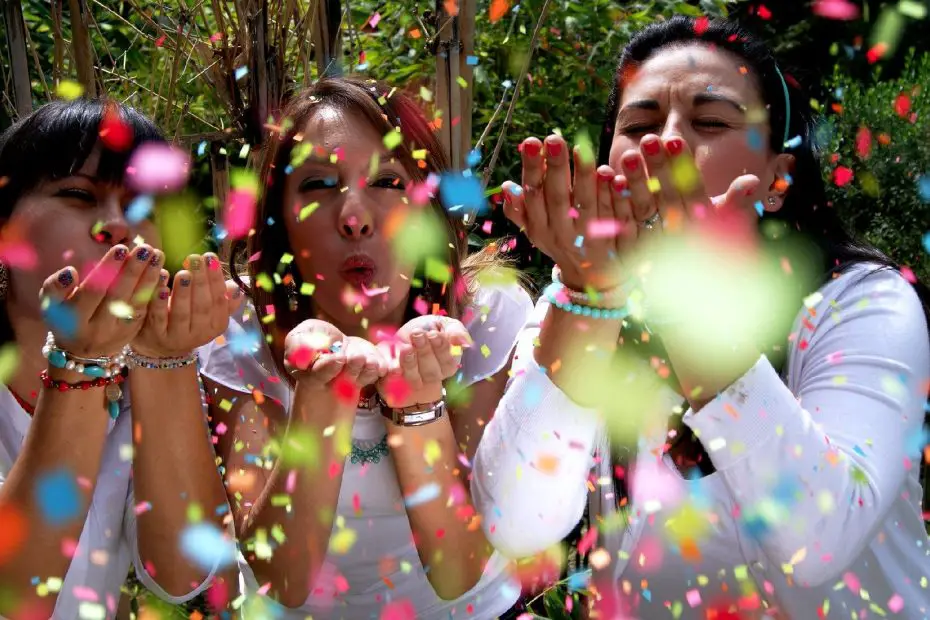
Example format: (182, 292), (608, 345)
(125, 143), (191, 194)
(0, 239), (37, 270)
(489, 0), (510, 23)
(329, 528), (357, 554)
(587, 219), (622, 239)
(404, 482), (440, 507)
(108, 300), (134, 320)
(234, 66), (248, 80)
(887, 594), (904, 613)
(125, 195), (154, 224)
(180, 522), (237, 571)
(833, 166), (854, 186)
(155, 195), (207, 271)
(0, 504), (26, 564)
(57, 80), (85, 100)
(379, 599), (417, 620)
(0, 343), (19, 385)
(686, 589), (702, 608)
(98, 104), (133, 152)
(36, 469), (81, 526)
(383, 129), (403, 150)
(423, 439), (441, 467)
(899, 0), (927, 19)
(812, 0), (861, 20)
(440, 172), (487, 215)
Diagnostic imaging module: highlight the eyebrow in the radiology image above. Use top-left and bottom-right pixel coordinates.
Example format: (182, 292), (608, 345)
(619, 93), (746, 114)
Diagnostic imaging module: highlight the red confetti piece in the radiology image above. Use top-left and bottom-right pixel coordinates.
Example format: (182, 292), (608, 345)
(0, 505), (26, 565)
(833, 165), (854, 187)
(489, 0), (509, 23)
(155, 35), (166, 47)
(98, 104), (134, 152)
(332, 376), (357, 406)
(866, 43), (888, 64)
(757, 4), (772, 19)
(382, 374), (412, 405)
(379, 599), (417, 620)
(894, 93), (911, 118)
(855, 127), (872, 159)
(577, 524), (598, 556)
(694, 16), (710, 35)
(812, 0), (860, 20)
(225, 188), (257, 239)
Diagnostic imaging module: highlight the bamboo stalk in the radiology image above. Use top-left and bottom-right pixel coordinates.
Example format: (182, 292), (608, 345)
(3, 0), (33, 116)
(22, 18), (51, 102)
(162, 14), (187, 126)
(51, 0), (64, 87)
(67, 0), (97, 96)
(312, 0), (343, 77)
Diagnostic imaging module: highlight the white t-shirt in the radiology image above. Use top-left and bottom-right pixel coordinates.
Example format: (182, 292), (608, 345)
(198, 282), (534, 619)
(0, 382), (222, 619)
(474, 264), (930, 618)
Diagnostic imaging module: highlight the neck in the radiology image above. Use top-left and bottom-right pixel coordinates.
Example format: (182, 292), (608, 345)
(5, 308), (50, 409)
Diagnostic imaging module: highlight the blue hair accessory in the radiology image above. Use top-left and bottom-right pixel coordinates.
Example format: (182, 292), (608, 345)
(773, 64), (792, 150)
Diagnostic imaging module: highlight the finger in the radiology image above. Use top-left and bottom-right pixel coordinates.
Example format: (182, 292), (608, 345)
(203, 253), (229, 334)
(185, 255), (211, 335)
(304, 353), (347, 385)
(72, 245), (128, 319)
(591, 164), (619, 246)
(520, 138), (549, 245)
(427, 332), (459, 378)
(40, 267), (79, 305)
(542, 135), (575, 248)
(611, 175), (637, 252)
(619, 148), (654, 224)
(410, 331), (444, 384)
(130, 249), (164, 316)
(641, 134), (680, 220)
(501, 181), (527, 231)
(571, 145), (598, 238)
(144, 269), (171, 338)
(167, 270), (194, 341)
(439, 320), (473, 348)
(225, 280), (245, 316)
(396, 343), (419, 384)
(341, 351), (368, 383)
(716, 175), (762, 212)
(93, 245), (154, 323)
(664, 137), (708, 221)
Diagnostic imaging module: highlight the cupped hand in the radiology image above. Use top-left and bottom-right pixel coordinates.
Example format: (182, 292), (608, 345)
(132, 253), (243, 358)
(40, 244), (164, 358)
(284, 322), (387, 393)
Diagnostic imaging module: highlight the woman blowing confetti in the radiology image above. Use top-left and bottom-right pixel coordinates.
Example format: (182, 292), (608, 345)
(472, 16), (930, 619)
(0, 100), (237, 618)
(197, 77), (532, 618)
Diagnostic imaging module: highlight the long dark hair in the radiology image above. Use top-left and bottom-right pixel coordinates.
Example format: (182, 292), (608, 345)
(234, 77), (505, 382)
(0, 99), (163, 344)
(595, 15), (930, 518)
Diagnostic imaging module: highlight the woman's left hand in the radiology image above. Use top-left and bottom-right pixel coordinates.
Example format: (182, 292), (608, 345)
(132, 252), (242, 358)
(377, 316), (472, 405)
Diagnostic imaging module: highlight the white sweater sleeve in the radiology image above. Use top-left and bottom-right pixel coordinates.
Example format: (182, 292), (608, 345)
(683, 267), (929, 587)
(471, 300), (602, 559)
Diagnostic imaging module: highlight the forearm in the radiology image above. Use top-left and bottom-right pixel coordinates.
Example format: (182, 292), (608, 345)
(239, 382), (353, 608)
(388, 415), (492, 600)
(0, 368), (111, 617)
(130, 364), (229, 598)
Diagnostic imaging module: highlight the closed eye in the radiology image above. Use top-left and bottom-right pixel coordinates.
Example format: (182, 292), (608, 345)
(298, 176), (339, 192)
(371, 174), (405, 190)
(55, 188), (96, 203)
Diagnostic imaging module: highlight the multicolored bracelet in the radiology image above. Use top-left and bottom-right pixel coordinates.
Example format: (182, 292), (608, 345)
(544, 283), (630, 320)
(126, 349), (198, 370)
(551, 265), (630, 308)
(42, 332), (129, 378)
(40, 370), (125, 419)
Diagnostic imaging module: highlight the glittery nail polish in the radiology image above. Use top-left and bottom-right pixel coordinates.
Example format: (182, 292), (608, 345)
(136, 248), (151, 262)
(58, 270), (73, 286)
(180, 277), (192, 287)
(188, 257), (202, 271)
(114, 247), (128, 261)
(159, 289), (170, 300)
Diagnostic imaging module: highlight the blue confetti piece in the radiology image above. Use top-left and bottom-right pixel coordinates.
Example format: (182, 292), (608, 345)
(643, 589), (652, 602)
(905, 427), (929, 458)
(125, 195), (154, 224)
(754, 201), (764, 217)
(42, 300), (78, 340)
(917, 175), (930, 203)
(229, 328), (262, 355)
(783, 135), (803, 150)
(853, 444), (867, 458)
(740, 513), (770, 542)
(356, 63), (369, 71)
(923, 232), (930, 254)
(197, 141), (207, 157)
(466, 148), (482, 168)
(439, 172), (487, 215)
(567, 570), (591, 592)
(234, 66), (248, 81)
(574, 235), (584, 248)
(405, 482), (440, 508)
(772, 475), (799, 505)
(746, 127), (764, 151)
(498, 582), (521, 602)
(36, 469), (81, 526)
(180, 523), (237, 571)
(466, 55), (479, 66)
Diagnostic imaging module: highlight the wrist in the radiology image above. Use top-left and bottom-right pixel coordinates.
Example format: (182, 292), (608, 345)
(379, 382), (443, 409)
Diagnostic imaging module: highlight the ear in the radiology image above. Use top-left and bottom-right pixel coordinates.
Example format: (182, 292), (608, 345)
(763, 153), (795, 212)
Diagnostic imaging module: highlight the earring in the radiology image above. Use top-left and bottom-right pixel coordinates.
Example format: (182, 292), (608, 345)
(767, 196), (778, 207)
(286, 281), (298, 313)
(0, 263), (9, 301)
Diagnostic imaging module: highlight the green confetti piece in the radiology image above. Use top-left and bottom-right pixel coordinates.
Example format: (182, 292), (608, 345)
(480, 344), (491, 358)
(108, 300), (134, 320)
(271, 524), (286, 544)
(456, 76), (468, 88)
(899, 0), (927, 19)
(270, 494), (292, 507)
(230, 168), (260, 194)
(57, 81), (85, 100)
(255, 272), (274, 292)
(155, 194), (207, 271)
(280, 252), (294, 265)
(734, 565), (749, 581)
(299, 282), (316, 295)
(299, 202), (320, 221)
(0, 343), (20, 385)
(291, 143), (313, 169)
(186, 502), (203, 523)
(383, 129), (402, 150)
(574, 130), (595, 164)
(424, 256), (451, 283)
(279, 426), (321, 469)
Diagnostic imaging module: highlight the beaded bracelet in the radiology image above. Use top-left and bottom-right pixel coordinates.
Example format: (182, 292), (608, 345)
(544, 283), (630, 320)
(40, 370), (125, 419)
(126, 349), (199, 370)
(42, 332), (129, 378)
(551, 266), (630, 308)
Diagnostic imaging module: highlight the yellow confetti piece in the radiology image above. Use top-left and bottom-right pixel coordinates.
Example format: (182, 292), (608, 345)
(0, 343), (20, 385)
(329, 528), (357, 554)
(383, 129), (402, 150)
(671, 155), (700, 194)
(299, 202), (320, 221)
(186, 502), (203, 523)
(480, 344), (491, 358)
(419, 87), (433, 102)
(423, 439), (441, 467)
(56, 80), (85, 100)
(789, 546), (807, 565)
(412, 149), (428, 160)
(647, 177), (662, 194)
(574, 130), (595, 165)
(300, 282), (316, 295)
(108, 300), (134, 320)
(817, 490), (835, 514)
(734, 565), (749, 581)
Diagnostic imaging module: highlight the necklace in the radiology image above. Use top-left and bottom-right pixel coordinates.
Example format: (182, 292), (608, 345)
(350, 434), (388, 465)
(8, 388), (35, 415)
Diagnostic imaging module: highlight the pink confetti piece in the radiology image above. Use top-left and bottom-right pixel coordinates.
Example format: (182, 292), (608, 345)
(362, 284), (391, 297)
(72, 586), (100, 602)
(256, 582), (272, 595)
(812, 0), (860, 20)
(578, 525), (598, 556)
(826, 351), (843, 364)
(888, 594), (904, 613)
(481, 220), (493, 234)
(842, 571), (861, 594)
(0, 242), (37, 270)
(587, 218), (622, 239)
(368, 12), (381, 28)
(567, 207), (580, 220)
(215, 422), (228, 435)
(62, 538), (77, 558)
(134, 501), (152, 515)
(352, 493), (361, 513)
(413, 297), (429, 315)
(285, 470), (297, 494)
(380, 599), (417, 620)
(125, 143), (191, 194)
(224, 188), (257, 240)
(686, 589), (702, 608)
(900, 266), (917, 283)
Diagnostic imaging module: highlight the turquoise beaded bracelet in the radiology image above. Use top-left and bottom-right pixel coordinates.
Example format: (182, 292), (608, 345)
(42, 332), (129, 378)
(543, 283), (630, 320)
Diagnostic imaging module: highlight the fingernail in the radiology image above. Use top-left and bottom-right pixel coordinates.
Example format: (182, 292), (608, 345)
(149, 252), (161, 267)
(545, 140), (562, 158)
(188, 257), (202, 271)
(427, 331), (440, 340)
(58, 270), (73, 286)
(180, 277), (192, 287)
(666, 137), (684, 156)
(613, 177), (628, 192)
(623, 156), (640, 172)
(404, 352), (416, 363)
(597, 169), (614, 183)
(643, 139), (661, 157)
(136, 247), (151, 262)
(159, 289), (170, 300)
(205, 255), (219, 271)
(523, 141), (541, 158)
(508, 184), (523, 197)
(114, 247), (128, 261)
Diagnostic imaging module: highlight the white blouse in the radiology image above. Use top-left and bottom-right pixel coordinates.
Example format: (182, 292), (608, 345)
(198, 282), (534, 619)
(0, 382), (221, 619)
(473, 264), (930, 618)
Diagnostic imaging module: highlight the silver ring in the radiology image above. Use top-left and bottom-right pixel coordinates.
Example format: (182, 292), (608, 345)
(640, 212), (662, 230)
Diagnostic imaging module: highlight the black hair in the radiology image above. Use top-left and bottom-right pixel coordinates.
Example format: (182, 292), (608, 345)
(595, 15), (930, 524)
(0, 98), (163, 344)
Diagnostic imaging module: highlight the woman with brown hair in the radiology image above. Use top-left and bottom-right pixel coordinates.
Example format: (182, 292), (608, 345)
(198, 77), (532, 618)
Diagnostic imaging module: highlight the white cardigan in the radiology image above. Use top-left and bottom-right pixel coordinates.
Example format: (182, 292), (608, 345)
(472, 264), (930, 618)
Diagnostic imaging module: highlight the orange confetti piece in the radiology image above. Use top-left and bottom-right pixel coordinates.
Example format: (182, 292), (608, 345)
(536, 453), (560, 475)
(443, 0), (459, 16)
(409, 28), (422, 39)
(252, 389), (265, 405)
(490, 0), (510, 23)
(680, 538), (702, 563)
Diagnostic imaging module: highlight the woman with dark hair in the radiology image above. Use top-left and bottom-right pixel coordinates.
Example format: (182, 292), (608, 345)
(0, 99), (237, 619)
(473, 15), (930, 618)
(197, 77), (531, 618)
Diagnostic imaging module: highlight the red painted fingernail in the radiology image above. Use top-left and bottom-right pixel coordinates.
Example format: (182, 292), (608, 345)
(666, 137), (684, 156)
(502, 188), (513, 203)
(643, 139), (661, 157)
(159, 289), (170, 300)
(523, 141), (541, 157)
(597, 169), (614, 182)
(623, 156), (640, 172)
(613, 177), (628, 192)
(546, 140), (562, 158)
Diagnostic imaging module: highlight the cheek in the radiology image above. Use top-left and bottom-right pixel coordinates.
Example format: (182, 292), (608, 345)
(693, 136), (770, 196)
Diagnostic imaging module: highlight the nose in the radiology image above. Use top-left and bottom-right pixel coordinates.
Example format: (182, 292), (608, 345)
(94, 193), (131, 246)
(660, 113), (690, 143)
(338, 196), (374, 240)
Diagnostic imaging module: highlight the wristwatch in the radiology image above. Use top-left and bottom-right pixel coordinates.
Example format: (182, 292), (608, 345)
(378, 390), (446, 427)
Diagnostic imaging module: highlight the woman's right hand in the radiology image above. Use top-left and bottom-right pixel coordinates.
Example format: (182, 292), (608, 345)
(284, 321), (386, 393)
(40, 244), (164, 358)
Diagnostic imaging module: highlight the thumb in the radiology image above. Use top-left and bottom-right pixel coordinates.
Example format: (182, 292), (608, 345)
(712, 174), (761, 212)
(438, 318), (473, 348)
(225, 280), (245, 316)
